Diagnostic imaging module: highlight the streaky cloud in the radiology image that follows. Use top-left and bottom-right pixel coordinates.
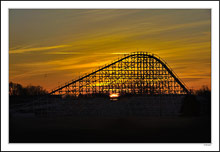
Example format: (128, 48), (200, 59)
(9, 44), (71, 54)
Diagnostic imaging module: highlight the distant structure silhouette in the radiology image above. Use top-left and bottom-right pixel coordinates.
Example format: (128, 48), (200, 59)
(50, 52), (189, 96)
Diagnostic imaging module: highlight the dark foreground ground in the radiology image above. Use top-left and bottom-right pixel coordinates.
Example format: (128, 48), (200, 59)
(10, 116), (211, 143)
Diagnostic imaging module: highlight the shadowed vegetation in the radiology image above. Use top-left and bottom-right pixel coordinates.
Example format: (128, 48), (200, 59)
(181, 85), (211, 116)
(195, 85), (211, 98)
(9, 82), (48, 96)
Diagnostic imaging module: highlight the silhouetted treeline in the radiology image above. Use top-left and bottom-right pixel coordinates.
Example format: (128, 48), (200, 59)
(189, 85), (211, 96)
(195, 85), (211, 98)
(181, 85), (211, 117)
(9, 82), (48, 96)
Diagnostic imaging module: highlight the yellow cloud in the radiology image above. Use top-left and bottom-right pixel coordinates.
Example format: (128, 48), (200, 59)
(9, 44), (71, 54)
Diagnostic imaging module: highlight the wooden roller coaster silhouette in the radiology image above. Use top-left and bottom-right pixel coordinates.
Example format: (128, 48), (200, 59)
(50, 52), (189, 96)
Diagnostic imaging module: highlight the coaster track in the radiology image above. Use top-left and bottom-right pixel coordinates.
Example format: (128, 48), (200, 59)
(49, 52), (189, 96)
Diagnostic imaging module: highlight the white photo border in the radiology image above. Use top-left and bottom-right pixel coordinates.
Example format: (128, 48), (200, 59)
(1, 1), (219, 151)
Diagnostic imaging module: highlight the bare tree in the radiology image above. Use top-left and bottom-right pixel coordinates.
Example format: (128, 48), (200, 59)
(9, 82), (48, 96)
(195, 85), (211, 97)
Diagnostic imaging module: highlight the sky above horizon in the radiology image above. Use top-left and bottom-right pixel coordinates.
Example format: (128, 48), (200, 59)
(9, 9), (211, 91)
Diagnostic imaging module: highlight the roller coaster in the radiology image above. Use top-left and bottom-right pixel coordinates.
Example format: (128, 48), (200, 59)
(50, 52), (189, 96)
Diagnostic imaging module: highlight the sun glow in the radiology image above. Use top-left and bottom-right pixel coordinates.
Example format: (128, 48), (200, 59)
(109, 93), (119, 98)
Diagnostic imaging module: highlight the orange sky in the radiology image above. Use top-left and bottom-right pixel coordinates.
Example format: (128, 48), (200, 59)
(9, 9), (211, 91)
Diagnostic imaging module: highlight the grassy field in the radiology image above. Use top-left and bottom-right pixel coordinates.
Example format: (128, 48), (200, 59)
(9, 116), (211, 143)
